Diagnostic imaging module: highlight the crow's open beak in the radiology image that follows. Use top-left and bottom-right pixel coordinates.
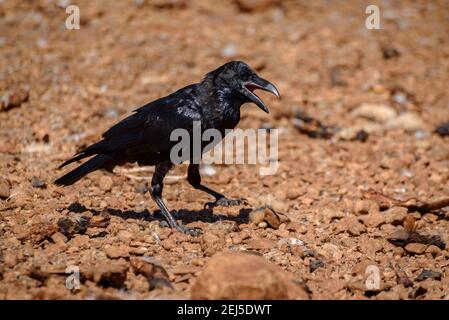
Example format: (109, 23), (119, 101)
(243, 77), (280, 113)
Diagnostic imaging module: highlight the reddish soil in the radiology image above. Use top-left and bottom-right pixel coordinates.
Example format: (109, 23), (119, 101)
(1, 0), (449, 299)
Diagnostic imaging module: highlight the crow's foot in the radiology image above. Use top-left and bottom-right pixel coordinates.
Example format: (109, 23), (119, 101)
(204, 197), (248, 209)
(176, 224), (202, 236)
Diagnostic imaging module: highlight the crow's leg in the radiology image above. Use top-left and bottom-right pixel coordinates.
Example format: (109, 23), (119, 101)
(151, 161), (200, 236)
(187, 164), (247, 209)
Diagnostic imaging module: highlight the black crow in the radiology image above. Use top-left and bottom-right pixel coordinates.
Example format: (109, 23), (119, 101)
(55, 61), (280, 235)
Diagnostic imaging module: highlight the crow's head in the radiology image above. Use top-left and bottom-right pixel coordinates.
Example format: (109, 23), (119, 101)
(211, 61), (280, 113)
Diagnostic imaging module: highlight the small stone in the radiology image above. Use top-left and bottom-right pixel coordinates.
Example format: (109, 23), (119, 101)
(191, 252), (308, 299)
(416, 270), (442, 281)
(404, 243), (427, 255)
(286, 188), (302, 200)
(249, 209), (265, 225)
(199, 164), (216, 176)
(85, 261), (129, 288)
(31, 177), (46, 188)
(395, 270), (413, 288)
(353, 200), (379, 215)
(105, 244), (129, 259)
(86, 227), (107, 238)
(392, 246), (405, 257)
(436, 122), (449, 137)
(249, 206), (289, 229)
(161, 238), (176, 250)
(58, 216), (89, 237)
(135, 184), (149, 194)
(51, 232), (67, 244)
(384, 207), (408, 225)
(291, 245), (308, 258)
(4, 251), (17, 268)
(89, 212), (110, 228)
(351, 103), (397, 123)
(170, 265), (199, 275)
(18, 222), (59, 244)
(117, 230), (133, 243)
(99, 176), (113, 191)
(1, 87), (29, 111)
(425, 245), (441, 257)
(285, 222), (307, 234)
(200, 232), (225, 256)
(321, 208), (345, 221)
(263, 206), (285, 229)
(221, 43), (237, 58)
(0, 176), (10, 199)
(271, 200), (289, 213)
(358, 237), (383, 259)
(258, 221), (267, 228)
(208, 221), (239, 234)
(335, 217), (366, 236)
(309, 260), (325, 272)
(387, 112), (426, 132)
(359, 212), (386, 228)
(246, 238), (276, 250)
(274, 228), (289, 238)
(318, 243), (342, 261)
(382, 46), (400, 59)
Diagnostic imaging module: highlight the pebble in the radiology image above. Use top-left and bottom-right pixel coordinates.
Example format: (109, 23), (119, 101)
(286, 188), (302, 200)
(249, 209), (265, 225)
(199, 164), (216, 176)
(104, 244), (130, 259)
(309, 260), (325, 272)
(31, 176), (46, 188)
(335, 217), (366, 236)
(221, 43), (237, 58)
(353, 200), (379, 215)
(351, 103), (397, 123)
(200, 232), (225, 257)
(416, 270), (442, 281)
(89, 212), (111, 228)
(387, 112), (426, 132)
(0, 87), (29, 111)
(359, 212), (386, 228)
(85, 261), (129, 288)
(286, 221), (307, 234)
(404, 243), (427, 255)
(425, 245), (441, 257)
(117, 230), (133, 243)
(258, 221), (268, 228)
(99, 176), (113, 192)
(191, 251), (308, 299)
(0, 176), (10, 199)
(57, 216), (89, 237)
(51, 232), (67, 244)
(436, 121), (449, 137)
(246, 238), (276, 250)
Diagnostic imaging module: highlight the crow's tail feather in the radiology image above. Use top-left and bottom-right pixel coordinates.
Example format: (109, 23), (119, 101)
(58, 140), (109, 169)
(55, 154), (112, 186)
(58, 152), (88, 169)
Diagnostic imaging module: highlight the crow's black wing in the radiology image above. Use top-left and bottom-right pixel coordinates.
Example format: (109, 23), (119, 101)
(99, 84), (202, 157)
(60, 84), (203, 167)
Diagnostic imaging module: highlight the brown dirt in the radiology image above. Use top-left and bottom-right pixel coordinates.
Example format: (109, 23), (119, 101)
(1, 0), (449, 300)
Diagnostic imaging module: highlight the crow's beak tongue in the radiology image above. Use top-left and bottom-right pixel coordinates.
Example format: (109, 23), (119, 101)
(243, 77), (280, 114)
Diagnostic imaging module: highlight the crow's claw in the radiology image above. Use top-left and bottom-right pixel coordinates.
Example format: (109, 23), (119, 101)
(176, 224), (202, 237)
(204, 197), (248, 209)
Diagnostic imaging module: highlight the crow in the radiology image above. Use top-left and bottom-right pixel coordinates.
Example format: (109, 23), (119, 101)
(55, 61), (280, 235)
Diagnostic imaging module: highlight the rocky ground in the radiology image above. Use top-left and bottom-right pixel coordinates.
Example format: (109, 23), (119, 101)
(1, 0), (449, 299)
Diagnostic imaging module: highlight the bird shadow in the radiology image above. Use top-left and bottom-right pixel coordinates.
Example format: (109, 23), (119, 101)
(66, 201), (251, 225)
